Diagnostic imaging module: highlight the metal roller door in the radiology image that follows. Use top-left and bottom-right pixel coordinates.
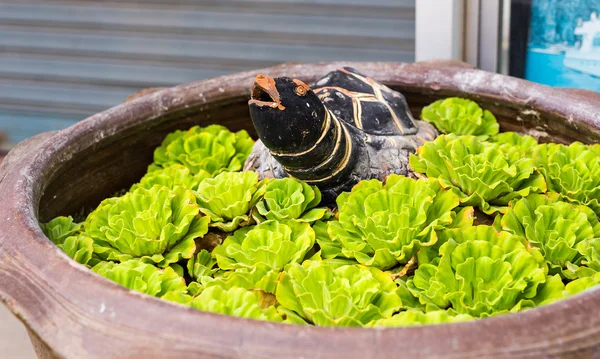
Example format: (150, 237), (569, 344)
(0, 0), (416, 143)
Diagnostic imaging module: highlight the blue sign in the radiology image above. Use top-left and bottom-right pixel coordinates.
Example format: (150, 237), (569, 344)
(526, 0), (600, 91)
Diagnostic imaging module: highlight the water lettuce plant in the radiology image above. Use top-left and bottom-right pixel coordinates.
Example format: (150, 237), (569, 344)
(410, 134), (546, 214)
(276, 260), (402, 326)
(41, 97), (600, 328)
(195, 171), (267, 231)
(85, 185), (210, 267)
(420, 97), (499, 136)
(327, 175), (466, 270)
(499, 193), (600, 279)
(368, 309), (473, 327)
(533, 142), (600, 216)
(406, 226), (559, 317)
(253, 178), (328, 223)
(92, 259), (188, 298)
(188, 286), (282, 322)
(41, 216), (95, 265)
(212, 220), (315, 271)
(487, 132), (538, 155)
(132, 164), (211, 192)
(151, 124), (254, 176)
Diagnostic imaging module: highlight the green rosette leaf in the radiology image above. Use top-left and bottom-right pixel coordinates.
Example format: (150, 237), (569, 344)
(276, 261), (402, 326)
(313, 220), (353, 260)
(86, 185), (209, 267)
(327, 175), (461, 270)
(151, 124), (254, 175)
(533, 274), (565, 306)
(410, 134), (546, 214)
(212, 220), (315, 271)
(196, 171), (267, 232)
(407, 226), (552, 317)
(564, 272), (600, 296)
(62, 235), (94, 266)
(189, 286), (282, 322)
(534, 142), (600, 216)
(187, 249), (218, 280)
(131, 164), (211, 192)
(487, 132), (538, 155)
(41, 216), (82, 245)
(92, 259), (187, 297)
(254, 178), (328, 223)
(200, 263), (280, 294)
(368, 309), (473, 327)
(420, 97), (499, 136)
(500, 193), (600, 279)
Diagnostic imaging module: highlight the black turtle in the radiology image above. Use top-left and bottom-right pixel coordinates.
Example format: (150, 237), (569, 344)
(244, 67), (438, 204)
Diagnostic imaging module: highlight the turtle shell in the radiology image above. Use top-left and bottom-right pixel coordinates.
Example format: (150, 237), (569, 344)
(313, 67), (418, 136)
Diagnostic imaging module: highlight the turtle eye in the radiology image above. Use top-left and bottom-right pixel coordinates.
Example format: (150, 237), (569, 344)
(292, 79), (310, 96)
(295, 86), (307, 96)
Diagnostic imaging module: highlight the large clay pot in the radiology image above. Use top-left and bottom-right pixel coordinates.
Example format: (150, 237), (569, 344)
(1, 61), (600, 359)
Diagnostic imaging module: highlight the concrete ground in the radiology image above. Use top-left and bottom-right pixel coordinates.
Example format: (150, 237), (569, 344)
(0, 304), (36, 359)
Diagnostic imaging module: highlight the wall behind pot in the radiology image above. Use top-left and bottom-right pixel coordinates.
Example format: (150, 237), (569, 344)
(0, 0), (415, 144)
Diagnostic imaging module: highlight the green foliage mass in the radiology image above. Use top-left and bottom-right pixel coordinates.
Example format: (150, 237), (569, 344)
(41, 98), (600, 328)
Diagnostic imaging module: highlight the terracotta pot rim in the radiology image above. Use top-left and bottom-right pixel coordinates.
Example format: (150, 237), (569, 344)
(2, 61), (600, 358)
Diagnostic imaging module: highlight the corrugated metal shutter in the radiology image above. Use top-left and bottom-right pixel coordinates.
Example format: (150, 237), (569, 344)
(0, 0), (416, 143)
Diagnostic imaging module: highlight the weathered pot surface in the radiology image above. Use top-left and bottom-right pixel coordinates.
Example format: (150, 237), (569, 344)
(1, 61), (600, 359)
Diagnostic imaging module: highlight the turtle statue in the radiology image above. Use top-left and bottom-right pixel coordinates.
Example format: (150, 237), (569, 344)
(244, 67), (438, 204)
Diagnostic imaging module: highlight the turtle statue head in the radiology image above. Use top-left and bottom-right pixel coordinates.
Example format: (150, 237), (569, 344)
(248, 74), (326, 156)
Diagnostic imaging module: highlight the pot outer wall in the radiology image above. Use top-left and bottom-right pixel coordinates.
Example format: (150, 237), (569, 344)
(2, 61), (600, 359)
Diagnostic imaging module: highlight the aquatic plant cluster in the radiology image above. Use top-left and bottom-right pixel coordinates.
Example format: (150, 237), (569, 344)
(42, 99), (600, 327)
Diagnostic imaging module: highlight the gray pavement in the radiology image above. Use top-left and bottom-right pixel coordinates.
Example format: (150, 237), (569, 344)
(0, 304), (36, 359)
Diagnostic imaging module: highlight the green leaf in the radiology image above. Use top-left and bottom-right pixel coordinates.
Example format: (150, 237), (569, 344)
(420, 97), (499, 136)
(189, 286), (282, 322)
(86, 185), (209, 267)
(131, 164), (211, 192)
(313, 220), (353, 260)
(532, 274), (565, 306)
(41, 216), (82, 245)
(564, 272), (600, 296)
(92, 259), (187, 297)
(327, 175), (461, 270)
(212, 220), (315, 271)
(487, 132), (538, 156)
(500, 193), (600, 279)
(200, 263), (280, 294)
(61, 235), (94, 266)
(407, 226), (551, 318)
(187, 249), (218, 280)
(151, 124), (254, 175)
(254, 178), (328, 223)
(368, 309), (473, 327)
(275, 261), (402, 326)
(196, 171), (267, 232)
(410, 134), (546, 214)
